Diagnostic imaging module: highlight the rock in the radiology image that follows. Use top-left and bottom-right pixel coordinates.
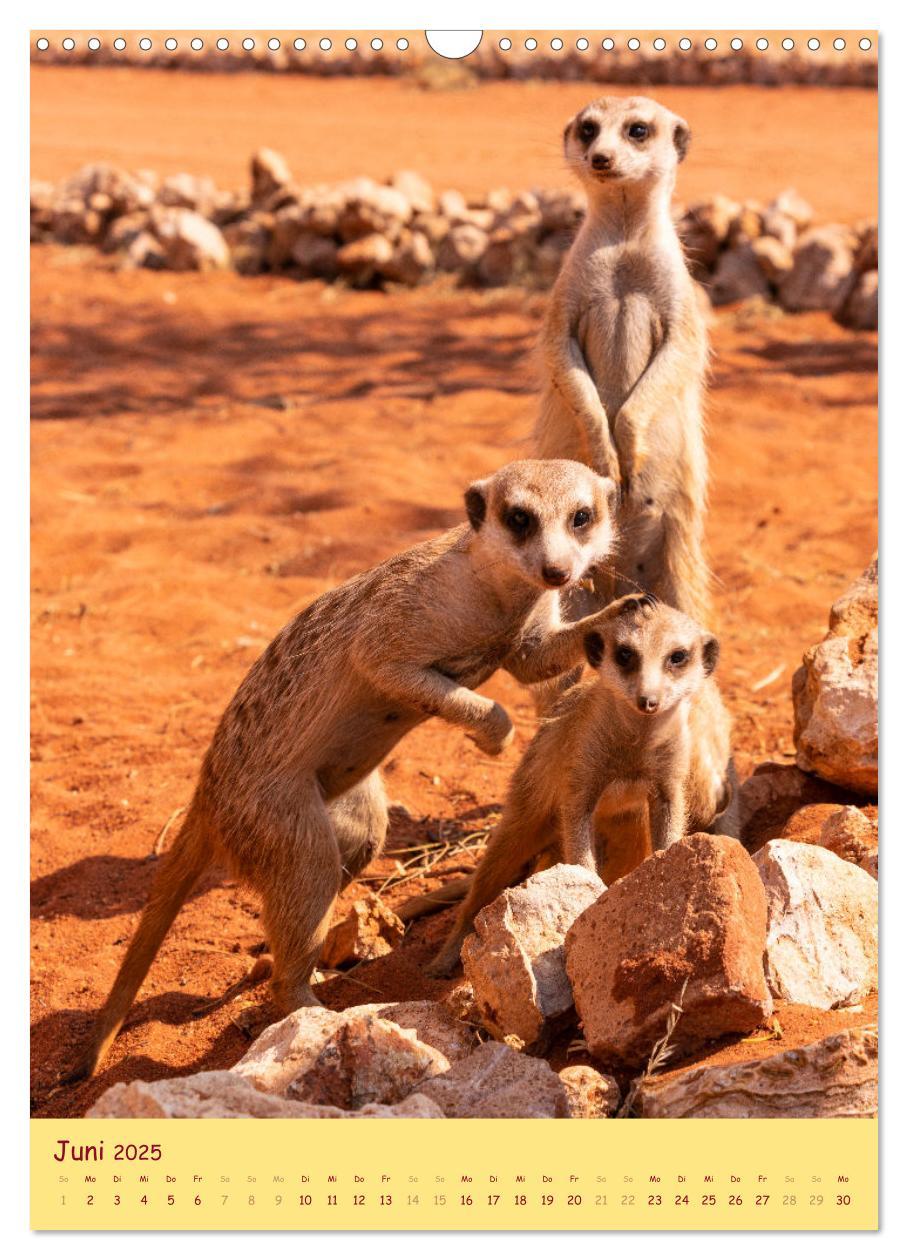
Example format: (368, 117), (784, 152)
(321, 894), (405, 968)
(709, 244), (771, 305)
(389, 170), (434, 214)
(853, 222), (878, 273)
(751, 234), (793, 286)
(536, 188), (585, 234)
(287, 1013), (450, 1108)
(57, 163), (155, 218)
(817, 806), (878, 867)
(251, 148), (293, 205)
(89, 1070), (443, 1119)
(148, 206), (230, 270)
(103, 211), (150, 254)
(766, 188), (814, 231)
(837, 270), (878, 331)
(158, 172), (218, 218)
(728, 202), (764, 246)
(738, 762), (860, 852)
(559, 1065), (621, 1118)
(125, 230), (167, 270)
(223, 215), (272, 275)
(638, 1027), (877, 1118)
(753, 840), (877, 1009)
(760, 206), (798, 251)
(565, 834), (772, 1068)
(677, 195), (741, 274)
(780, 225), (856, 312)
(436, 223), (488, 272)
(337, 179), (410, 242)
(860, 852), (878, 879)
(380, 229), (434, 285)
(461, 864), (605, 1048)
(418, 1041), (570, 1118)
(782, 802), (877, 868)
(793, 559), (878, 793)
(233, 999), (473, 1095)
(290, 232), (339, 277)
(336, 233), (394, 285)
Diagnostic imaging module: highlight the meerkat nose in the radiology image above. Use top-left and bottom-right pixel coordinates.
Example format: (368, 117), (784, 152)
(638, 695), (660, 714)
(591, 153), (612, 171)
(542, 565), (571, 588)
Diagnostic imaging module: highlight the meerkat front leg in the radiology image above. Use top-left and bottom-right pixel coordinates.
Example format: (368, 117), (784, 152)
(613, 332), (699, 494)
(544, 299), (621, 481)
(359, 659), (514, 755)
(648, 779), (687, 852)
(506, 593), (656, 686)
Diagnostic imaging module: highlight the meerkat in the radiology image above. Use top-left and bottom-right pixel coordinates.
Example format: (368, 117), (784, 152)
(72, 459), (624, 1081)
(536, 95), (711, 621)
(429, 594), (738, 976)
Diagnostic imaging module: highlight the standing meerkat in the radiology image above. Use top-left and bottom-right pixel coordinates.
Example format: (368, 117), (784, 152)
(430, 594), (738, 976)
(74, 459), (621, 1080)
(537, 95), (711, 620)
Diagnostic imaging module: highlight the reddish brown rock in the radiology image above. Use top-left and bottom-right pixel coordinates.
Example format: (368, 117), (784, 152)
(559, 1065), (621, 1118)
(418, 1040), (570, 1118)
(738, 762), (860, 852)
(250, 148), (293, 205)
(320, 893), (405, 968)
(638, 1027), (877, 1118)
(781, 803), (877, 868)
(287, 1013), (449, 1108)
(461, 864), (605, 1048)
(565, 834), (772, 1068)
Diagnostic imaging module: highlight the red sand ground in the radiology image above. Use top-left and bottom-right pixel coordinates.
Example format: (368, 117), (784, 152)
(30, 73), (877, 1118)
(30, 68), (878, 220)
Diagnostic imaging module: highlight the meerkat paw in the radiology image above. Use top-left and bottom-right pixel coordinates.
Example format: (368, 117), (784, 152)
(469, 702), (514, 756)
(604, 591), (659, 619)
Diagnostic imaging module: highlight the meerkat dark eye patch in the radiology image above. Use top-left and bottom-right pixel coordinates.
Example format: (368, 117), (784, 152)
(702, 636), (720, 675)
(628, 121), (649, 141)
(502, 505), (537, 541)
(613, 644), (639, 671)
(572, 507), (593, 530)
(667, 648), (690, 668)
(584, 630), (605, 669)
(464, 486), (486, 531)
(578, 118), (599, 144)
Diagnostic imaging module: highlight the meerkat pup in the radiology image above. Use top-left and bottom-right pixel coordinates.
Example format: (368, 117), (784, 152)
(430, 594), (738, 976)
(73, 459), (624, 1080)
(537, 95), (710, 620)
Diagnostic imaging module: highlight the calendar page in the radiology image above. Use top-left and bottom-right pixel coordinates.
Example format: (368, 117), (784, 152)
(29, 25), (879, 1233)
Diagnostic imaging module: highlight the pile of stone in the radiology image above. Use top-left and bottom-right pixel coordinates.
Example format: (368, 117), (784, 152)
(33, 41), (877, 89)
(30, 153), (878, 329)
(89, 562), (878, 1122)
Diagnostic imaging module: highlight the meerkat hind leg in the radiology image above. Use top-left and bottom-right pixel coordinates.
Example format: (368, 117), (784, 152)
(428, 809), (553, 977)
(330, 770), (390, 889)
(262, 794), (345, 1013)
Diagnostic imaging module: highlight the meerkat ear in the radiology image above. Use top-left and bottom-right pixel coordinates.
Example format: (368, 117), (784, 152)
(562, 118), (574, 152)
(597, 474), (620, 517)
(584, 630), (606, 670)
(673, 119), (692, 163)
(464, 481), (488, 531)
(701, 635), (720, 675)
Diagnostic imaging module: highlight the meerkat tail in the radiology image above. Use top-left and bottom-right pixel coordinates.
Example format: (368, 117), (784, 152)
(70, 808), (212, 1081)
(662, 505), (712, 623)
(395, 876), (474, 923)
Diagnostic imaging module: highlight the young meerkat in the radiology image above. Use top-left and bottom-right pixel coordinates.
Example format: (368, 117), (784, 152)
(537, 95), (710, 620)
(430, 594), (738, 976)
(73, 459), (622, 1081)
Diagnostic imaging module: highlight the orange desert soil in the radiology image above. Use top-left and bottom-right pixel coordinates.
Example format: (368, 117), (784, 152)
(30, 72), (878, 1118)
(30, 68), (877, 221)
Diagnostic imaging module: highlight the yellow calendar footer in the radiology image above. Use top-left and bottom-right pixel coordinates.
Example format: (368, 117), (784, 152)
(31, 1117), (877, 1231)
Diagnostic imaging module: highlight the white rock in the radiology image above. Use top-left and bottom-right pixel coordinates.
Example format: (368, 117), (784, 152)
(88, 1070), (443, 1118)
(709, 243), (771, 305)
(418, 1041), (570, 1118)
(638, 1027), (877, 1118)
(753, 839), (877, 1008)
(149, 206), (230, 270)
(461, 864), (605, 1048)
